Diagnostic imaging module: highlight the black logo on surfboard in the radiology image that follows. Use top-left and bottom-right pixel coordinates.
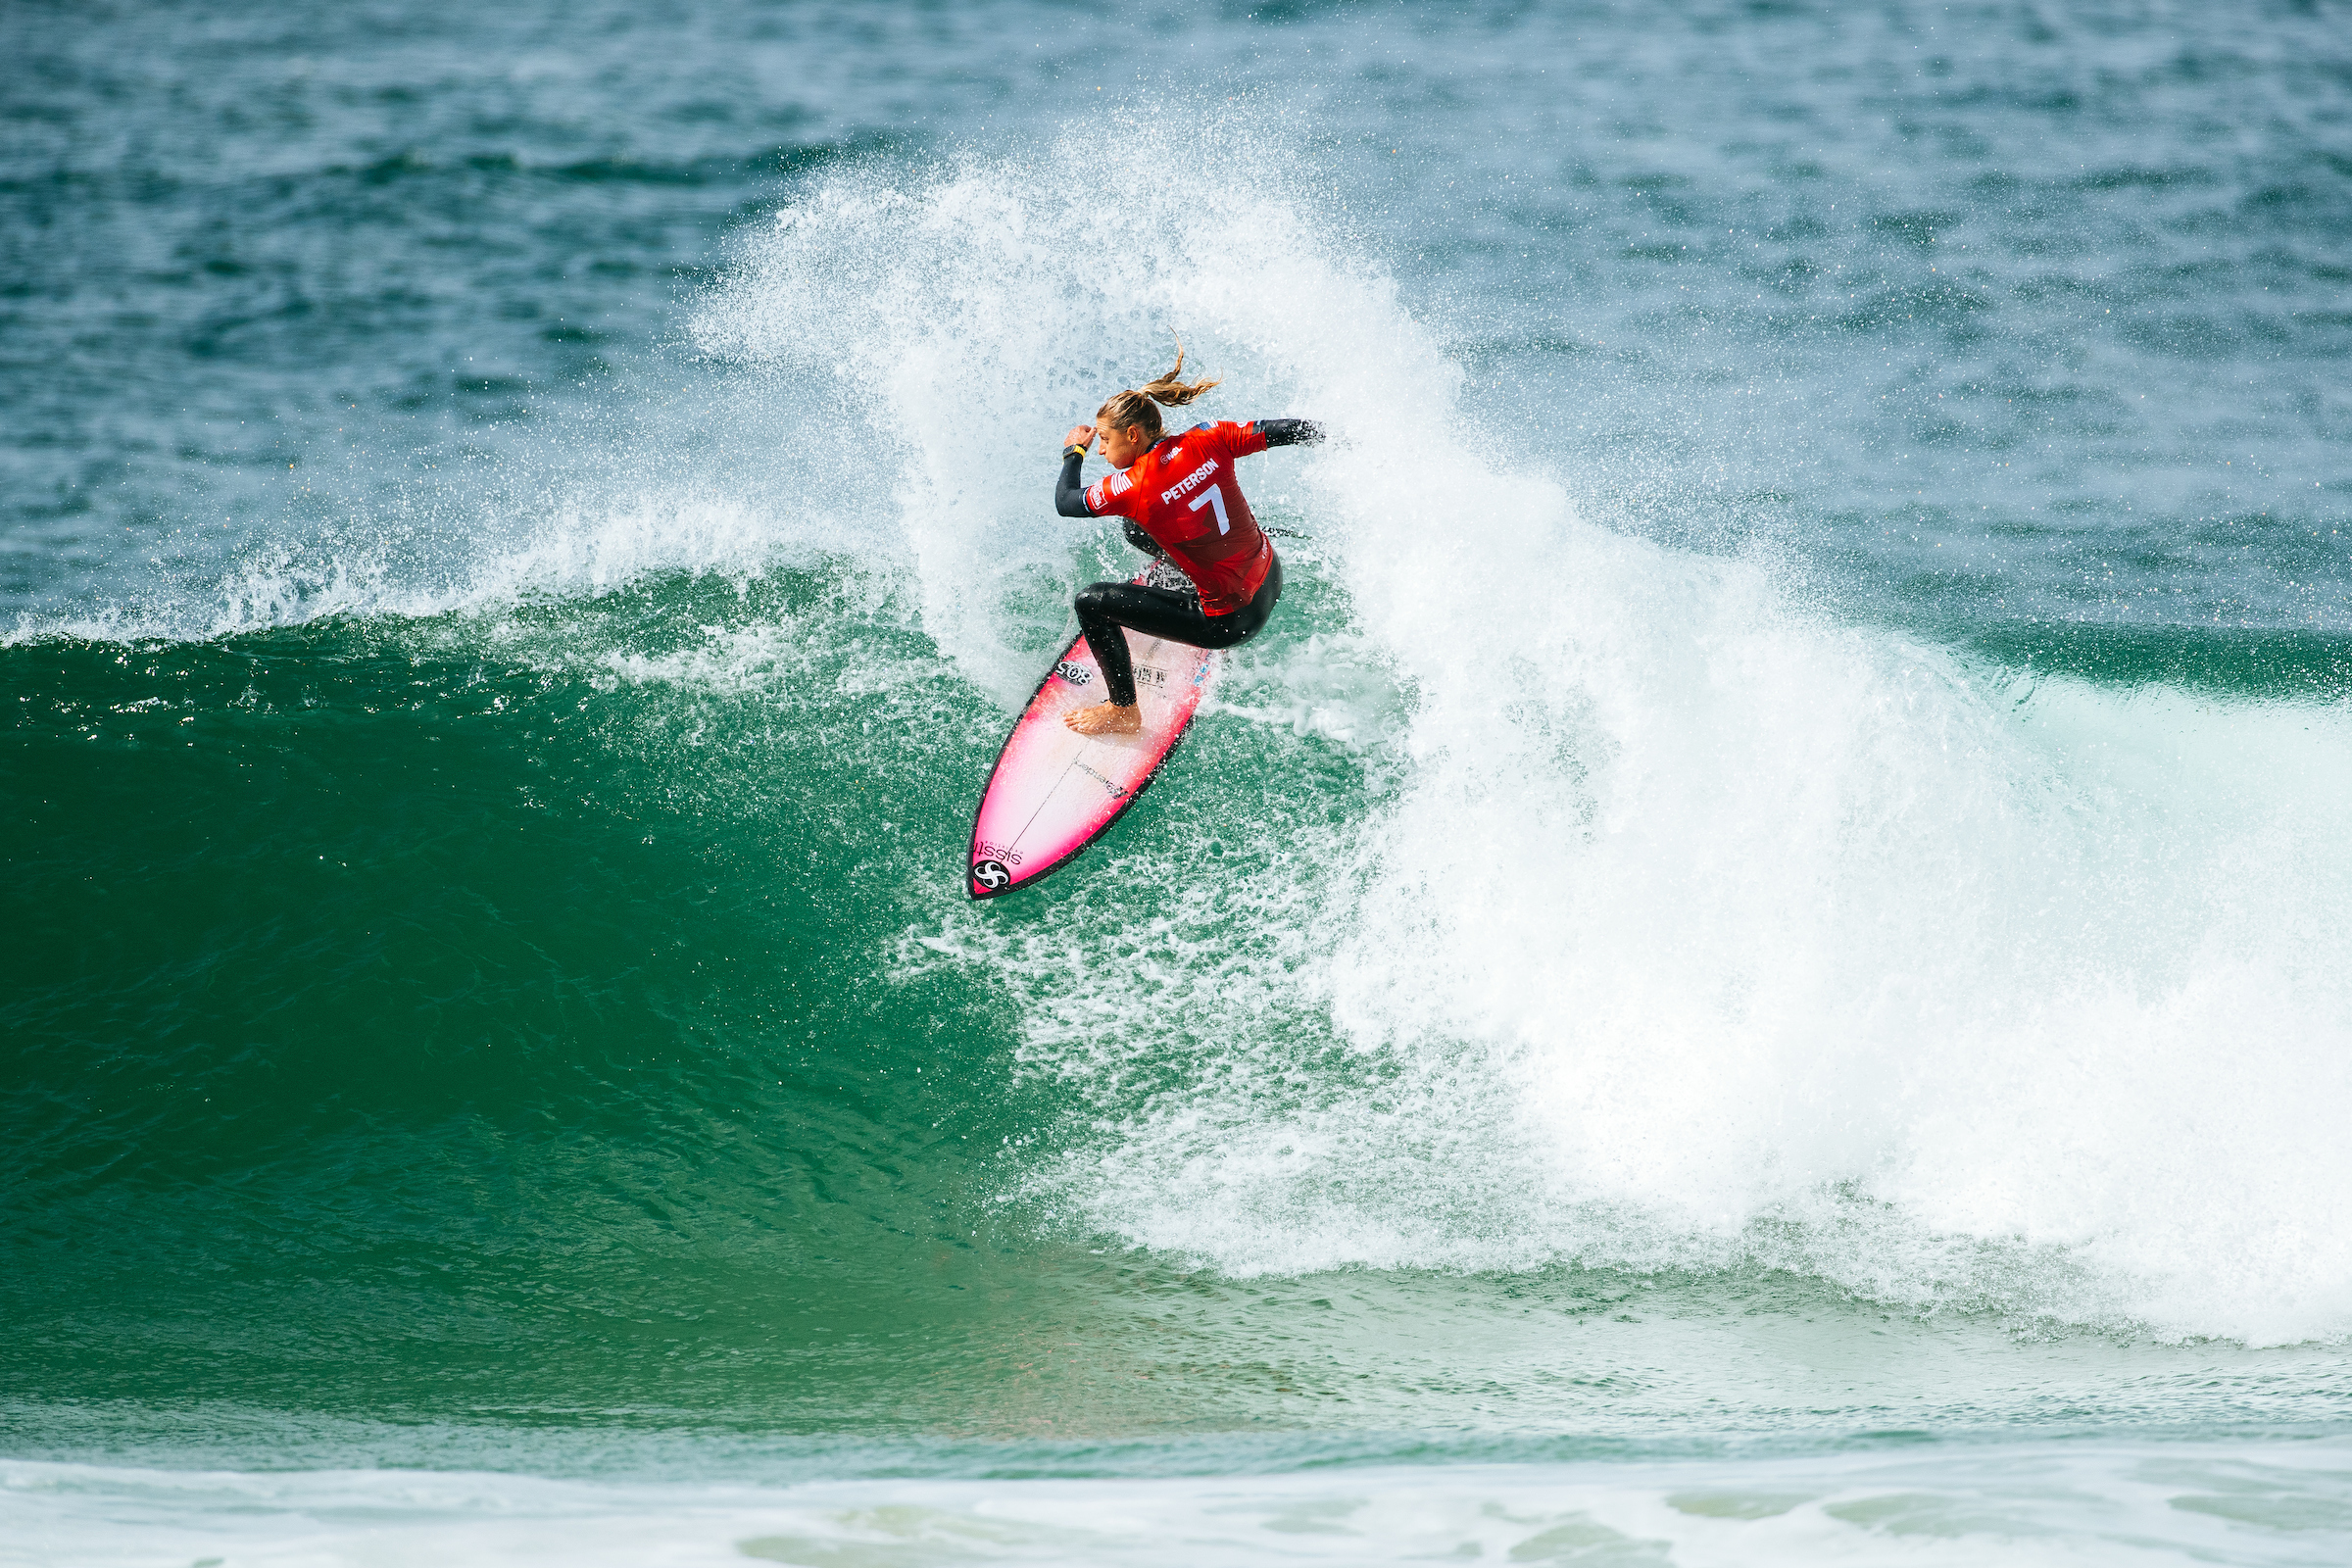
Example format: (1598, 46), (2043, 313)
(1074, 761), (1128, 799)
(972, 858), (1011, 892)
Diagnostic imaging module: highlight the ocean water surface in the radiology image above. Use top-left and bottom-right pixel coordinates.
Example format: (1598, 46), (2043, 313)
(6, 1), (2352, 1563)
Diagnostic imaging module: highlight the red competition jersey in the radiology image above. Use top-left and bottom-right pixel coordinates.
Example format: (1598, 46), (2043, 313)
(1082, 419), (1274, 614)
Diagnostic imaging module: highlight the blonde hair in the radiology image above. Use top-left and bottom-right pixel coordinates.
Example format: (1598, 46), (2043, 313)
(1097, 334), (1220, 442)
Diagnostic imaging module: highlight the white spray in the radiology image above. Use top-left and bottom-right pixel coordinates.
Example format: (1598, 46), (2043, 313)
(705, 118), (2352, 1346)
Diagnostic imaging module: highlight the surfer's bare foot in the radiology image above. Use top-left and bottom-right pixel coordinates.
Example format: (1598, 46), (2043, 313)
(1063, 701), (1142, 736)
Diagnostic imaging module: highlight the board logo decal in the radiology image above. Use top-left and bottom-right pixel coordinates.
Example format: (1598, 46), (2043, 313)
(1074, 761), (1128, 799)
(975, 840), (1024, 866)
(1053, 660), (1093, 686)
(971, 858), (1011, 892)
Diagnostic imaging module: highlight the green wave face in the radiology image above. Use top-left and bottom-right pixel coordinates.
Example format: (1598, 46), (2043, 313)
(4, 572), (1000, 1422)
(0, 564), (1394, 1441)
(11, 565), (2352, 1462)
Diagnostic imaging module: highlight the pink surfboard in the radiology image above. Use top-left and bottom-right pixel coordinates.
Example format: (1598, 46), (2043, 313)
(967, 578), (1215, 900)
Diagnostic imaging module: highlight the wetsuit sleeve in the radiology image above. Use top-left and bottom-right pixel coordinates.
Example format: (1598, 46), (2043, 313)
(1251, 418), (1324, 449)
(1054, 448), (1093, 517)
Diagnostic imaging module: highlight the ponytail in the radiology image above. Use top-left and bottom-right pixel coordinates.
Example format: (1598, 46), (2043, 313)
(1096, 333), (1221, 443)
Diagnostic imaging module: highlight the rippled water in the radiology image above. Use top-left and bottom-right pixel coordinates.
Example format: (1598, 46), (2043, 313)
(6, 2), (2351, 1563)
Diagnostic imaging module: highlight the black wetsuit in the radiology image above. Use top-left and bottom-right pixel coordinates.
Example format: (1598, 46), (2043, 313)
(1054, 419), (1322, 708)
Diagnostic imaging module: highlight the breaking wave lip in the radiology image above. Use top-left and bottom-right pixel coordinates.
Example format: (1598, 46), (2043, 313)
(982, 521), (2352, 1346)
(698, 116), (2352, 1348)
(7, 223), (906, 652)
(1, 487), (881, 649)
(986, 652), (2352, 1345)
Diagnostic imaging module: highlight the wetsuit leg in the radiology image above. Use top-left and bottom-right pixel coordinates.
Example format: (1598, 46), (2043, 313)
(1075, 555), (1284, 707)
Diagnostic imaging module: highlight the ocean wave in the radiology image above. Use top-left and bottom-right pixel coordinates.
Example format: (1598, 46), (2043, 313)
(710, 126), (2352, 1345)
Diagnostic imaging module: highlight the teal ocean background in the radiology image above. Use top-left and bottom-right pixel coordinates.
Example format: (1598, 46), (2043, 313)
(6, 2), (2352, 1562)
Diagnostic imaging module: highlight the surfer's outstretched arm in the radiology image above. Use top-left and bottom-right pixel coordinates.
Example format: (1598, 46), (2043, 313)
(1251, 418), (1324, 448)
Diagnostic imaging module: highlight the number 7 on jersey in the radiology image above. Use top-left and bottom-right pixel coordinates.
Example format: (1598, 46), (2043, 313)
(1189, 483), (1231, 535)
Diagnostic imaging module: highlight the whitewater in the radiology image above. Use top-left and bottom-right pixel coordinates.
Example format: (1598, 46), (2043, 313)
(688, 130), (2352, 1347)
(7, 2), (2351, 1563)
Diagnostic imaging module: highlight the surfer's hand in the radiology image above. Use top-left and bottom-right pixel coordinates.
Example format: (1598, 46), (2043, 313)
(1062, 424), (1095, 454)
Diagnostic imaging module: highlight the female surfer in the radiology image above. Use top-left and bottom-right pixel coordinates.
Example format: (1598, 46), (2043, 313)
(1053, 344), (1323, 735)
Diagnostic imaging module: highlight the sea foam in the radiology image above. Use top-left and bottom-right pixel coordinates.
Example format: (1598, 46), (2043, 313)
(9, 1445), (2350, 1567)
(699, 118), (2352, 1346)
